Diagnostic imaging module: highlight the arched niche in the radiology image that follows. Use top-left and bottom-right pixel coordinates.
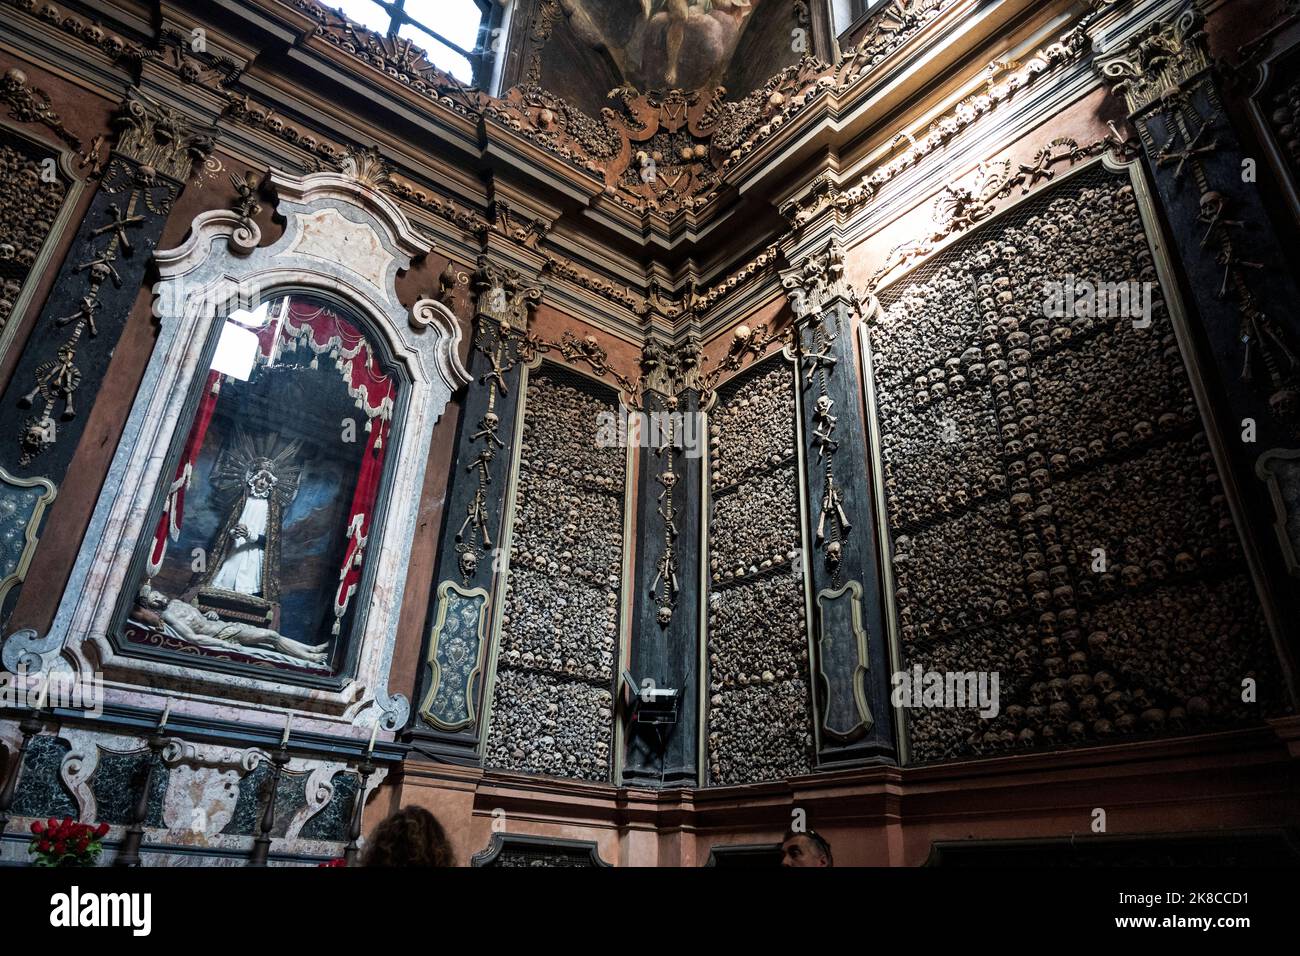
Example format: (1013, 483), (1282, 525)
(19, 167), (469, 738)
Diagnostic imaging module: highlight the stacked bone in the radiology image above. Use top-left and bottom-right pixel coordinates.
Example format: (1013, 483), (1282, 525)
(1268, 81), (1300, 173)
(709, 363), (796, 490)
(871, 167), (1276, 761)
(484, 371), (625, 781)
(705, 360), (813, 784)
(0, 140), (68, 330)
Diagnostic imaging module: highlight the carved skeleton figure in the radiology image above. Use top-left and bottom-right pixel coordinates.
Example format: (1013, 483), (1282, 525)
(812, 394), (838, 458)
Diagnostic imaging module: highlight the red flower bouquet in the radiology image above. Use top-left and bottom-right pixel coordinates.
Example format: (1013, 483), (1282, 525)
(317, 857), (348, 867)
(28, 818), (110, 867)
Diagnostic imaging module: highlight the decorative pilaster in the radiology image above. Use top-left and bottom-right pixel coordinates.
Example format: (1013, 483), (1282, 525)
(1097, 3), (1300, 691)
(0, 88), (216, 625)
(624, 335), (704, 787)
(412, 258), (541, 758)
(781, 238), (896, 765)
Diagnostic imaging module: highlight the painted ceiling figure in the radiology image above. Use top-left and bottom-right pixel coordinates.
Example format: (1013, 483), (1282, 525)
(199, 432), (302, 605)
(558, 0), (759, 92)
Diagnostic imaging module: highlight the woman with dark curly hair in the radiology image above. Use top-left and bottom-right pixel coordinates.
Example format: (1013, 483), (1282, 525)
(360, 806), (455, 867)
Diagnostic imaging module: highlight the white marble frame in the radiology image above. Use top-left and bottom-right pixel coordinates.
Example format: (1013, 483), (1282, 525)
(36, 169), (469, 740)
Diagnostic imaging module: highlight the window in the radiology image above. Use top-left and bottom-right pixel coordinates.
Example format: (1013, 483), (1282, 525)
(835, 0), (890, 35)
(332, 0), (491, 83)
(126, 294), (402, 676)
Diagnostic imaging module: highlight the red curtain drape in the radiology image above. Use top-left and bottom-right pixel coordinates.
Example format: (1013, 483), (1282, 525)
(148, 370), (223, 576)
(259, 300), (397, 424)
(333, 414), (389, 634)
(271, 300), (396, 633)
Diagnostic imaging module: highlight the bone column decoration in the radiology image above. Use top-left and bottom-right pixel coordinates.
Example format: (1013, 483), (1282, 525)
(0, 88), (214, 626)
(624, 335), (704, 786)
(1097, 3), (1300, 683)
(413, 258), (540, 756)
(781, 238), (897, 764)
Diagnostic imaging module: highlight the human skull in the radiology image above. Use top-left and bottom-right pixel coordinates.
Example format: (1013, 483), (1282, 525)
(458, 549), (478, 578)
(1198, 190), (1225, 218)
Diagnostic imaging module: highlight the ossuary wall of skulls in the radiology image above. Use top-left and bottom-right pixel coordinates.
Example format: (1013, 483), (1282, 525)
(484, 365), (625, 781)
(0, 130), (69, 334)
(705, 358), (815, 785)
(869, 162), (1280, 763)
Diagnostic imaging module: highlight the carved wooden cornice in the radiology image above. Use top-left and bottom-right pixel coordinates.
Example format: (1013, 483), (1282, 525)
(838, 0), (960, 66)
(290, 0), (482, 117)
(781, 13), (1097, 233)
(863, 128), (1137, 295)
(388, 173), (490, 239)
(539, 253), (646, 316)
(0, 0), (145, 67)
(482, 83), (729, 220)
(0, 0), (1120, 334)
(1096, 6), (1212, 115)
(145, 27), (244, 91)
(690, 242), (782, 315)
(221, 90), (348, 167)
(278, 0), (1074, 229)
